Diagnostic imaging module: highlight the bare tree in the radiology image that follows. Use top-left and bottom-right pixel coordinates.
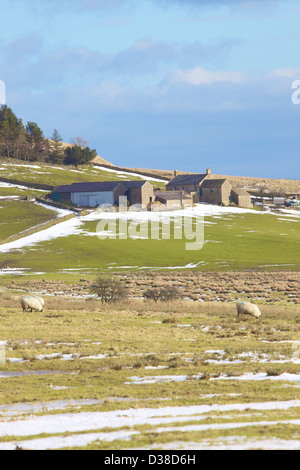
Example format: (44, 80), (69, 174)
(90, 275), (127, 304)
(143, 287), (161, 303)
(70, 136), (89, 148)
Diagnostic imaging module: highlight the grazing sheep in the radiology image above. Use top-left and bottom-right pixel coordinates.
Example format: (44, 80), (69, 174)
(32, 295), (45, 308)
(236, 301), (261, 319)
(20, 295), (43, 313)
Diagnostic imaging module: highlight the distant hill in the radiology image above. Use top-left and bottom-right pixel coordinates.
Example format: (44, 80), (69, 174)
(55, 139), (299, 195)
(91, 161), (300, 196)
(92, 154), (116, 167)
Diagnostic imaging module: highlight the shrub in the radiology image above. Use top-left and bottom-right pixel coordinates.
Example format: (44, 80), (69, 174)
(159, 286), (181, 302)
(90, 275), (127, 304)
(143, 287), (161, 303)
(143, 286), (181, 302)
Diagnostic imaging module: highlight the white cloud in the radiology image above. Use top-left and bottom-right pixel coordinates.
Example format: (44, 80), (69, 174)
(169, 67), (245, 86)
(271, 68), (300, 78)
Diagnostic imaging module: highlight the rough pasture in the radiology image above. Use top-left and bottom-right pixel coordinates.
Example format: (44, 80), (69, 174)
(0, 290), (299, 450)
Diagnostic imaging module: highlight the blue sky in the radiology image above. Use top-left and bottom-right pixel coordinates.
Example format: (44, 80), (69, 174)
(1, 0), (300, 178)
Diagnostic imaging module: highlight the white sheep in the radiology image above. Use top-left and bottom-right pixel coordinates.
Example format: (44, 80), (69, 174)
(20, 295), (43, 313)
(32, 295), (45, 308)
(236, 301), (261, 319)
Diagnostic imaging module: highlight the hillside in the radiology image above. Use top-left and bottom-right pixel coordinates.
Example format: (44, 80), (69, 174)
(99, 165), (300, 195)
(60, 145), (114, 168)
(0, 158), (166, 193)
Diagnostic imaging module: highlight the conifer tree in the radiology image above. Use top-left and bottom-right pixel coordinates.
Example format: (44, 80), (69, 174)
(26, 121), (46, 162)
(49, 129), (64, 164)
(0, 105), (19, 158)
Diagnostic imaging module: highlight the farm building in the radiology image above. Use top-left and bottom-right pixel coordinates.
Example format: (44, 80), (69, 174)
(231, 187), (252, 208)
(199, 179), (232, 206)
(119, 180), (153, 206)
(166, 172), (208, 195)
(51, 182), (126, 207)
(154, 191), (194, 209)
(51, 180), (154, 208)
(166, 169), (253, 208)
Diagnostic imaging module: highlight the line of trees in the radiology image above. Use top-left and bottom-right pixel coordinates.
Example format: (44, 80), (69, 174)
(0, 105), (97, 167)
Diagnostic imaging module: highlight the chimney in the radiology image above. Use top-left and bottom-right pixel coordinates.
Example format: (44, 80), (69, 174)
(206, 168), (211, 175)
(174, 169), (178, 177)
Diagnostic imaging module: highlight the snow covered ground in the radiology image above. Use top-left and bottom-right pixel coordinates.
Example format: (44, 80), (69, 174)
(0, 199), (298, 255)
(0, 399), (300, 450)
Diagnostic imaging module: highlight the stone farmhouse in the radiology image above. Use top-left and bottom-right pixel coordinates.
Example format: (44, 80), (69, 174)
(166, 169), (252, 208)
(199, 179), (232, 206)
(166, 172), (207, 196)
(51, 169), (252, 210)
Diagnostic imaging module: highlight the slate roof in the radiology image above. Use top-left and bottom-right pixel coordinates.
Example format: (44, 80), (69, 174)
(231, 187), (251, 196)
(155, 191), (192, 201)
(53, 181), (123, 193)
(200, 179), (229, 188)
(166, 174), (207, 187)
(111, 180), (148, 189)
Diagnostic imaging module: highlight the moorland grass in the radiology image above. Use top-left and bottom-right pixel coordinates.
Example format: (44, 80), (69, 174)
(0, 296), (299, 408)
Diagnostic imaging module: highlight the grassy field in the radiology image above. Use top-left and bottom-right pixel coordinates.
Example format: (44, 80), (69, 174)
(0, 161), (166, 189)
(0, 295), (299, 450)
(0, 186), (47, 198)
(0, 200), (59, 242)
(0, 209), (299, 274)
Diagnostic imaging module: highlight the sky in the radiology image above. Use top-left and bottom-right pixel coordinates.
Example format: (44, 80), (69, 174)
(1, 0), (300, 179)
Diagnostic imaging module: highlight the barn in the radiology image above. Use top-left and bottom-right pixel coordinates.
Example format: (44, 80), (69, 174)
(118, 181), (154, 207)
(199, 179), (232, 206)
(231, 187), (252, 208)
(51, 182), (125, 207)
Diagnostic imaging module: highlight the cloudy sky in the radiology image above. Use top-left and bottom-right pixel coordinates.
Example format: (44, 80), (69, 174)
(1, 0), (300, 178)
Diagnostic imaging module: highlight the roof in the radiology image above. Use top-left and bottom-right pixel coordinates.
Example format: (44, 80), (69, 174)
(200, 179), (229, 188)
(113, 180), (148, 189)
(53, 180), (150, 194)
(166, 174), (207, 187)
(53, 181), (123, 193)
(231, 187), (251, 196)
(155, 191), (192, 201)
